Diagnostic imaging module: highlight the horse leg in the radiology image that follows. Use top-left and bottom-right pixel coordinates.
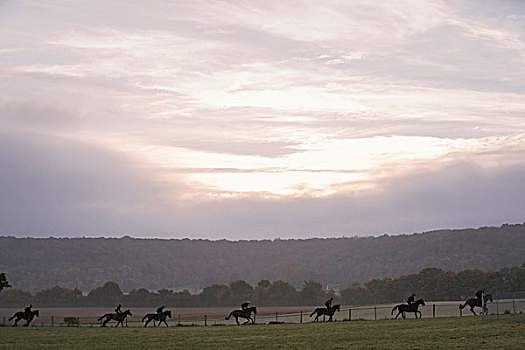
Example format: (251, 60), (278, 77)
(235, 316), (240, 325)
(102, 318), (108, 327)
(402, 312), (406, 319)
(470, 306), (477, 316)
(144, 319), (150, 327)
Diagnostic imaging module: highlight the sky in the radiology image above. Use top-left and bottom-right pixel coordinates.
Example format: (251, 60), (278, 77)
(1, 0), (525, 239)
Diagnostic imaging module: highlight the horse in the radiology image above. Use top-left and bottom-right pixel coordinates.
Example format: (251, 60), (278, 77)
(9, 310), (39, 327)
(391, 299), (425, 319)
(225, 306), (257, 325)
(310, 304), (340, 322)
(459, 293), (493, 316)
(142, 310), (172, 327)
(98, 309), (132, 327)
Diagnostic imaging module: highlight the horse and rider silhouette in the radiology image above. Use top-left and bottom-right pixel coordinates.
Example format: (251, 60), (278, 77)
(460, 292), (493, 315)
(310, 304), (340, 322)
(98, 309), (132, 327)
(9, 308), (39, 327)
(225, 306), (257, 325)
(142, 310), (172, 327)
(391, 298), (425, 319)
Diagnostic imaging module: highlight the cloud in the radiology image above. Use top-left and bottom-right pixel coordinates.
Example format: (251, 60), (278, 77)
(0, 1), (524, 238)
(0, 132), (523, 239)
(0, 133), (178, 236)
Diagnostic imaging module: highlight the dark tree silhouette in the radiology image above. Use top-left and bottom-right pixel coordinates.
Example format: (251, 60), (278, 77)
(0, 273), (11, 292)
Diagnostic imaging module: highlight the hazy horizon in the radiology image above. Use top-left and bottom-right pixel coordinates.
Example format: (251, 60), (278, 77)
(1, 1), (525, 239)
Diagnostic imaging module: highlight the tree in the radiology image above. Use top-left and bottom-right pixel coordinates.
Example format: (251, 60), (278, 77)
(266, 280), (298, 306)
(0, 273), (11, 292)
(257, 280), (271, 288)
(300, 280), (325, 305)
(229, 280), (254, 303)
(199, 284), (232, 306)
(87, 281), (123, 306)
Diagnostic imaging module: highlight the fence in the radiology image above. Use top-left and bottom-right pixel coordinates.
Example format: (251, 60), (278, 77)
(1, 299), (524, 327)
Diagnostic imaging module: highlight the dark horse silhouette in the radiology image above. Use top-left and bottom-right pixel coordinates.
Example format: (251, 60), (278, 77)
(98, 309), (132, 327)
(142, 310), (172, 327)
(9, 310), (39, 327)
(310, 304), (340, 322)
(391, 299), (425, 319)
(225, 306), (257, 325)
(460, 293), (493, 316)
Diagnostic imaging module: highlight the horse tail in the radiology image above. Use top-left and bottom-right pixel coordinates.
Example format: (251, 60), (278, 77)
(309, 310), (316, 317)
(225, 312), (233, 320)
(9, 314), (16, 321)
(391, 306), (398, 315)
(97, 315), (106, 321)
(459, 301), (468, 310)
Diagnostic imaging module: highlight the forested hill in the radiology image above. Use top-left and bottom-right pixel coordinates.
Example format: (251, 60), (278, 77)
(1, 224), (524, 293)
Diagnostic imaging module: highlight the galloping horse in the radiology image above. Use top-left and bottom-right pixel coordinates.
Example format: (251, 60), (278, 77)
(460, 293), (493, 316)
(391, 299), (425, 319)
(98, 309), (132, 327)
(9, 310), (39, 327)
(310, 304), (340, 322)
(142, 310), (172, 327)
(225, 306), (257, 325)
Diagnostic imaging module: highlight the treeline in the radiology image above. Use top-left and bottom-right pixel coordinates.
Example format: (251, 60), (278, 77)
(1, 264), (524, 308)
(1, 223), (524, 293)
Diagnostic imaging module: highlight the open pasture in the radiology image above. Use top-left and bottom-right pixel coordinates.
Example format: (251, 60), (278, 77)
(1, 315), (524, 349)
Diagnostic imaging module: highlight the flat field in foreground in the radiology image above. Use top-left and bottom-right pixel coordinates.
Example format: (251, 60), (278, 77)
(1, 315), (524, 349)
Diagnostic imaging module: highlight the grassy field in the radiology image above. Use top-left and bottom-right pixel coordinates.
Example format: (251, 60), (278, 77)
(1, 315), (524, 349)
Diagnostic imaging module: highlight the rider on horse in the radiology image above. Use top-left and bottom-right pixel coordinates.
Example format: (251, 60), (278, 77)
(115, 304), (122, 315)
(405, 293), (416, 305)
(475, 288), (485, 306)
(325, 297), (334, 309)
(241, 301), (250, 310)
(156, 305), (165, 315)
(24, 304), (32, 320)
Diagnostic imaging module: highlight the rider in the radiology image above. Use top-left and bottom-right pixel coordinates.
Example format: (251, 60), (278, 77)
(405, 293), (416, 305)
(325, 297), (334, 309)
(115, 303), (122, 315)
(24, 304), (32, 319)
(156, 305), (165, 315)
(475, 288), (485, 305)
(241, 301), (250, 310)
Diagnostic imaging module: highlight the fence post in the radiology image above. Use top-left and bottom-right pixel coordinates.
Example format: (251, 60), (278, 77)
(513, 300), (516, 316)
(178, 314), (181, 325)
(51, 316), (54, 327)
(204, 315), (207, 326)
(300, 311), (303, 324)
(275, 312), (278, 322)
(496, 299), (499, 318)
(460, 307), (462, 317)
(77, 317), (80, 327)
(3, 316), (5, 327)
(433, 304), (435, 318)
(349, 308), (351, 321)
(374, 307), (377, 321)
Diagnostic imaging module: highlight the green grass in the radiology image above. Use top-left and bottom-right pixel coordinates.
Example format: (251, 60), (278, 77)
(1, 316), (524, 349)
